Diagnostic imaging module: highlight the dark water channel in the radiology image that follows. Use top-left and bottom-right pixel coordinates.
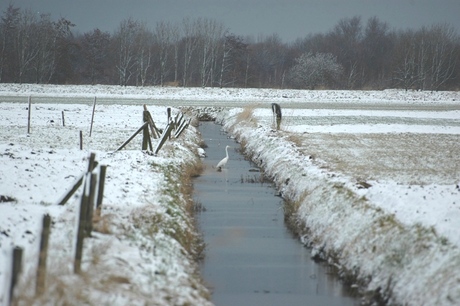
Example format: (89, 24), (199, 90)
(194, 122), (360, 306)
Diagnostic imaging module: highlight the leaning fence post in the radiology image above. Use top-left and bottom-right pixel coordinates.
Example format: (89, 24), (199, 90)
(114, 122), (148, 152)
(9, 246), (23, 306)
(36, 214), (51, 296)
(154, 122), (175, 155)
(85, 172), (97, 237)
(143, 105), (160, 139)
(96, 165), (107, 216)
(89, 96), (96, 137)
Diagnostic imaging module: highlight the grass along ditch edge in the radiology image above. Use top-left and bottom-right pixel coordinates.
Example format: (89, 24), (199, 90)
(218, 107), (460, 306)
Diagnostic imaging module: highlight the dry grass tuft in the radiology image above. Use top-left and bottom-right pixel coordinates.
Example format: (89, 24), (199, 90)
(92, 212), (115, 234)
(236, 104), (258, 124)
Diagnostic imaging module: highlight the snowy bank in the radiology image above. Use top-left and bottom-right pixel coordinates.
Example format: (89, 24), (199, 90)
(217, 106), (460, 305)
(0, 101), (211, 305)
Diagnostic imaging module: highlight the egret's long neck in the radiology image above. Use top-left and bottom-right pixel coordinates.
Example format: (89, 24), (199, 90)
(225, 146), (229, 158)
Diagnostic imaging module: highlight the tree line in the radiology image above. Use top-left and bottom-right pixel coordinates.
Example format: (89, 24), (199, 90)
(1, 5), (459, 90)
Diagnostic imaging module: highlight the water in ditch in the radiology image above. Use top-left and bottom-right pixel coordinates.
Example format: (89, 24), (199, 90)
(194, 121), (360, 306)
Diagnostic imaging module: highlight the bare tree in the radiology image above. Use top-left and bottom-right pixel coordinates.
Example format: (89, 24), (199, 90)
(196, 18), (224, 87)
(136, 23), (153, 86)
(427, 24), (458, 90)
(16, 9), (39, 83)
(393, 30), (421, 90)
(0, 5), (20, 82)
(114, 18), (141, 86)
(181, 17), (200, 87)
(328, 16), (363, 88)
(154, 21), (175, 86)
(219, 33), (247, 87)
(81, 29), (111, 84)
(362, 16), (393, 88)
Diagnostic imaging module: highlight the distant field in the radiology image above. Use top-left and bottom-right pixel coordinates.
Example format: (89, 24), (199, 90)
(253, 107), (460, 185)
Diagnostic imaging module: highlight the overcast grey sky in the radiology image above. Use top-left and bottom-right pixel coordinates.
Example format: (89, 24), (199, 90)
(2, 0), (459, 42)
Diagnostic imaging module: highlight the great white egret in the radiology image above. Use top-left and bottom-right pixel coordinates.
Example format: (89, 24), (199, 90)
(216, 145), (230, 171)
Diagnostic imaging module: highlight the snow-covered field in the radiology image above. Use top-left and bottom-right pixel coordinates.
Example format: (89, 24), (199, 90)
(1, 84), (459, 305)
(0, 88), (211, 305)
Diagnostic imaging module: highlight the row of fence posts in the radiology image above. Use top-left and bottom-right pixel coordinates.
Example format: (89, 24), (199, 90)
(26, 96), (90, 150)
(115, 105), (191, 154)
(9, 103), (190, 304)
(26, 97), (190, 153)
(8, 153), (106, 305)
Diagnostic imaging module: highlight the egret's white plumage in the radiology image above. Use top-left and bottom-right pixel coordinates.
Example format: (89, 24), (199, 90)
(216, 145), (230, 171)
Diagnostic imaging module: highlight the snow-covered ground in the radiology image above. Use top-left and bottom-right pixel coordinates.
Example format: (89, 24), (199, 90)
(0, 83), (458, 105)
(0, 89), (211, 305)
(217, 99), (460, 304)
(1, 84), (459, 305)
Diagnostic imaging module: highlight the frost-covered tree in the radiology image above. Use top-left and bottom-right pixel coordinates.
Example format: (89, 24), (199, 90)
(287, 52), (343, 89)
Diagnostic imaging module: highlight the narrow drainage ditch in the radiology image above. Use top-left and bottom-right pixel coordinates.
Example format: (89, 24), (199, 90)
(194, 121), (360, 306)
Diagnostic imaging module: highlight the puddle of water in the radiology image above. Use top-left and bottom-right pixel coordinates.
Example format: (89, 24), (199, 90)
(194, 122), (359, 306)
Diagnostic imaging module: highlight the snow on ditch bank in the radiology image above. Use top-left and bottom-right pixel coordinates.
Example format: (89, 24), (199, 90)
(0, 101), (211, 305)
(217, 105), (460, 305)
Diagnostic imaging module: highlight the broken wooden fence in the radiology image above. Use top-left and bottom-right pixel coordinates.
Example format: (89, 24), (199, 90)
(115, 106), (191, 155)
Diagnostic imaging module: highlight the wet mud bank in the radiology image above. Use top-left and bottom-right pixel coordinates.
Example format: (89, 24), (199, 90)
(193, 121), (360, 306)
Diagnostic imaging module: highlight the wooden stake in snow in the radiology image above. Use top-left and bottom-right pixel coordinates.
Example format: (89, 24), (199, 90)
(36, 214), (51, 296)
(80, 130), (83, 150)
(27, 96), (32, 134)
(74, 173), (90, 274)
(142, 111), (153, 150)
(271, 103), (282, 130)
(9, 246), (23, 305)
(61, 111), (65, 127)
(89, 96), (96, 137)
(96, 165), (107, 216)
(85, 172), (97, 237)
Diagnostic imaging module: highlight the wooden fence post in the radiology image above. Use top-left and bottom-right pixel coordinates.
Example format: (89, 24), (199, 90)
(154, 122), (175, 155)
(61, 111), (65, 127)
(9, 246), (23, 306)
(79, 131), (83, 150)
(36, 214), (51, 296)
(271, 103), (282, 130)
(74, 174), (90, 274)
(27, 96), (31, 134)
(142, 111), (152, 151)
(85, 172), (97, 237)
(57, 175), (83, 205)
(96, 165), (107, 216)
(114, 122), (148, 152)
(87, 152), (96, 173)
(89, 97), (96, 137)
(175, 118), (191, 138)
(143, 105), (160, 139)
